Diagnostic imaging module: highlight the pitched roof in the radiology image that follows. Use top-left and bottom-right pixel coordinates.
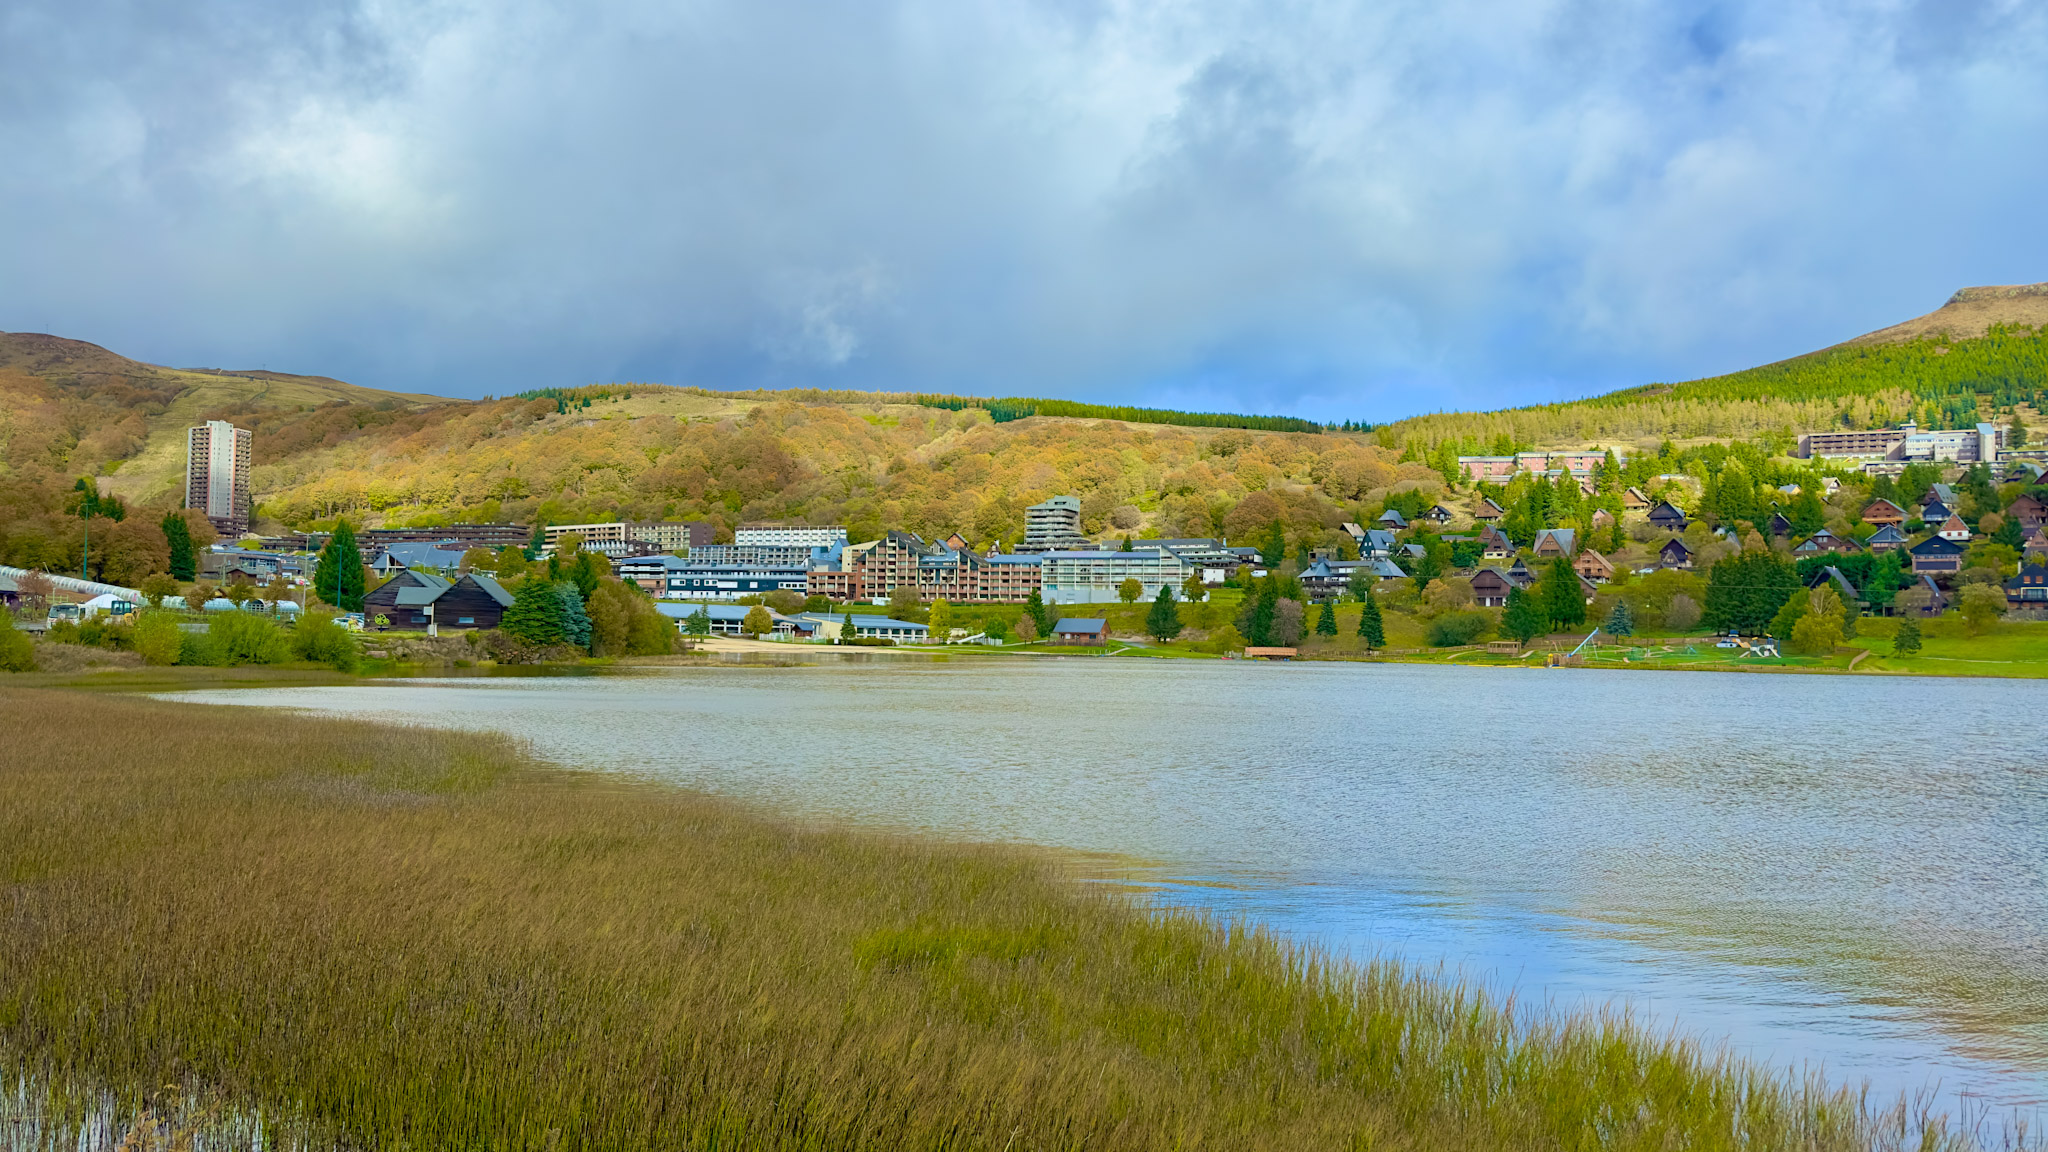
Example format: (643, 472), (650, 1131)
(1908, 534), (1966, 555)
(1051, 618), (1107, 633)
(465, 573), (515, 607)
(1532, 528), (1576, 554)
(1377, 508), (1408, 526)
(1648, 500), (1687, 520)
(1866, 524), (1907, 545)
(1660, 537), (1692, 554)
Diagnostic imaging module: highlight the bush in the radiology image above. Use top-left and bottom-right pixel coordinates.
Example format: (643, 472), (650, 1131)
(178, 630), (226, 666)
(0, 616), (36, 672)
(207, 612), (290, 665)
(1203, 624), (1245, 654)
(132, 610), (186, 666)
(1426, 610), (1493, 647)
(293, 612), (360, 671)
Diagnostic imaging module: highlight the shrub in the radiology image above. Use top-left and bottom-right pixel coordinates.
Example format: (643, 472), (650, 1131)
(1788, 612), (1839, 657)
(1665, 593), (1702, 631)
(179, 630), (225, 666)
(132, 610), (186, 666)
(1426, 610), (1493, 647)
(0, 615), (35, 672)
(207, 612), (290, 665)
(293, 612), (360, 671)
(1203, 624), (1244, 654)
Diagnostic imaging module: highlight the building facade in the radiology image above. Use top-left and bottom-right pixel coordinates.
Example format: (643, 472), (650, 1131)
(543, 521), (715, 553)
(804, 532), (1042, 603)
(185, 420), (253, 534)
(1038, 549), (1188, 605)
(1799, 422), (2003, 462)
(1023, 496), (1091, 551)
(1457, 451), (1613, 485)
(735, 523), (848, 549)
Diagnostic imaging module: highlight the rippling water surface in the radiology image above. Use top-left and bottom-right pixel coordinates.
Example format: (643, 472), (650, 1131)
(167, 660), (2048, 1116)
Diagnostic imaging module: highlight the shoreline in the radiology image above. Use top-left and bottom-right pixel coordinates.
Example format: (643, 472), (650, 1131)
(0, 685), (1972, 1151)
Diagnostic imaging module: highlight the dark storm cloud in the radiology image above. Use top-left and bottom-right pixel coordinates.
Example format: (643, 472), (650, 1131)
(3, 0), (2045, 419)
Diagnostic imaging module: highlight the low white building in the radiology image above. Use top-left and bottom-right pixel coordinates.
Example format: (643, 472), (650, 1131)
(1038, 549), (1189, 605)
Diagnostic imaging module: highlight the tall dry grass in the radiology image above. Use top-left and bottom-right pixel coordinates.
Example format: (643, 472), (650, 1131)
(0, 688), (1962, 1150)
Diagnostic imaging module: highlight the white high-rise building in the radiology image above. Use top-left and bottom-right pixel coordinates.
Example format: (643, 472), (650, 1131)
(1023, 496), (1091, 551)
(735, 523), (849, 549)
(185, 420), (252, 533)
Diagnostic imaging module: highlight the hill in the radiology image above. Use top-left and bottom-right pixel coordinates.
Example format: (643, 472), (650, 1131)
(1373, 283), (2048, 454)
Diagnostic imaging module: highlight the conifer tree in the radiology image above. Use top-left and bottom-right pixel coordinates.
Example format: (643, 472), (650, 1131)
(526, 522), (546, 561)
(1145, 585), (1183, 641)
(1024, 588), (1051, 635)
(557, 584), (593, 649)
(1893, 616), (1923, 655)
(313, 520), (366, 612)
(1357, 590), (1385, 649)
(1502, 586), (1546, 647)
(1538, 557), (1586, 629)
(1260, 522), (1287, 567)
(1314, 599), (1337, 636)
(840, 611), (856, 642)
(1605, 599), (1634, 637)
(502, 579), (571, 645)
(161, 512), (195, 581)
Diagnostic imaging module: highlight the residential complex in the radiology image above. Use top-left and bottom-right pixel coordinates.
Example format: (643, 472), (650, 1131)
(1038, 549), (1188, 605)
(1796, 422), (2003, 464)
(615, 554), (810, 599)
(185, 419), (253, 534)
(735, 523), (849, 549)
(542, 520), (715, 555)
(1023, 496), (1091, 551)
(805, 531), (1043, 604)
(1457, 451), (1612, 485)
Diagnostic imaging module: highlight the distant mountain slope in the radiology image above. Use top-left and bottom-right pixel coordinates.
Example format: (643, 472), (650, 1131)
(1842, 283), (2048, 347)
(0, 331), (454, 508)
(1376, 284), (2048, 452)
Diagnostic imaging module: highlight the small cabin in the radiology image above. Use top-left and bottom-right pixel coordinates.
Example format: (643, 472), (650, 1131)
(1658, 538), (1693, 569)
(1647, 502), (1688, 532)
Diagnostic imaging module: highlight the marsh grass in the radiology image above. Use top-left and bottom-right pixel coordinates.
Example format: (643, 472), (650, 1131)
(0, 689), (1980, 1150)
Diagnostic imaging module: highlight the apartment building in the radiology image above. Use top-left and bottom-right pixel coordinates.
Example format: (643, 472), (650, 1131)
(613, 553), (809, 599)
(1457, 451), (1612, 485)
(542, 520), (715, 554)
(1038, 549), (1189, 605)
(735, 523), (849, 549)
(1023, 496), (1091, 551)
(1798, 422), (2003, 462)
(185, 419), (253, 534)
(803, 532), (1042, 603)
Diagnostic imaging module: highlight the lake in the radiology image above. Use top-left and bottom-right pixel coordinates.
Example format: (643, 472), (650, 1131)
(165, 659), (2048, 1120)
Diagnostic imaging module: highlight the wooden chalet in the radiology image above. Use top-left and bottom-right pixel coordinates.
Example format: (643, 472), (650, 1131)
(1532, 528), (1576, 559)
(1805, 565), (1861, 606)
(1766, 511), (1794, 537)
(1472, 498), (1505, 521)
(2005, 563), (2048, 610)
(2007, 493), (2047, 529)
(1478, 524), (1514, 560)
(1792, 529), (1862, 556)
(1621, 486), (1650, 510)
(1469, 567), (1522, 608)
(1647, 501), (1688, 531)
(1901, 574), (1948, 617)
(1860, 498), (1906, 528)
(1917, 498), (1953, 525)
(1590, 507), (1615, 530)
(1936, 514), (1972, 542)
(362, 570), (515, 632)
(2025, 526), (2048, 561)
(1907, 534), (1966, 577)
(1050, 618), (1108, 644)
(1573, 549), (1613, 583)
(1864, 524), (1908, 553)
(1422, 504), (1454, 525)
(1377, 508), (1409, 529)
(1657, 538), (1693, 569)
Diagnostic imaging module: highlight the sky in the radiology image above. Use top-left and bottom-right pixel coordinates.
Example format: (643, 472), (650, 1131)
(3, 0), (2046, 423)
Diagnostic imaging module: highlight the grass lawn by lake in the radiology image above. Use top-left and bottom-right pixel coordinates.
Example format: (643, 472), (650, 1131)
(0, 688), (1940, 1152)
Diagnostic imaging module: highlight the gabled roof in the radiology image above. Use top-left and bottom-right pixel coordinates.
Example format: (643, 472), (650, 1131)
(1532, 528), (1575, 554)
(1908, 534), (1966, 555)
(1659, 537), (1692, 555)
(465, 573), (515, 608)
(1918, 499), (1952, 519)
(1051, 618), (1108, 633)
(1377, 508), (1408, 526)
(1806, 565), (1860, 601)
(1866, 524), (1907, 545)
(2004, 563), (2048, 589)
(1767, 512), (1794, 533)
(1473, 498), (1505, 518)
(1938, 514), (1971, 537)
(1862, 498), (1905, 518)
(1648, 500), (1687, 521)
(1340, 522), (1367, 536)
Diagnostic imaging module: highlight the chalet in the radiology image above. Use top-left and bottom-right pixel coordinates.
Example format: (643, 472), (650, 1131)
(1469, 566), (1523, 608)
(1621, 487), (1650, 510)
(1936, 514), (1972, 542)
(1865, 524), (1908, 553)
(1916, 498), (1953, 525)
(2007, 493), (2048, 528)
(1377, 508), (1409, 529)
(1805, 565), (1861, 606)
(1050, 617), (1108, 644)
(1478, 524), (1515, 560)
(1422, 504), (1454, 525)
(1505, 558), (1536, 588)
(1531, 528), (1576, 559)
(1860, 499), (1906, 528)
(361, 570), (514, 632)
(1792, 529), (1862, 556)
(1766, 512), (1794, 537)
(1930, 483), (1958, 506)
(2025, 526), (2048, 561)
(1647, 501), (1688, 532)
(1472, 498), (1505, 521)
(1590, 508), (1615, 530)
(1352, 528), (1399, 560)
(1657, 538), (1693, 569)
(1907, 534), (1966, 577)
(1573, 549), (1614, 583)
(1903, 575), (1949, 617)
(2005, 563), (2048, 610)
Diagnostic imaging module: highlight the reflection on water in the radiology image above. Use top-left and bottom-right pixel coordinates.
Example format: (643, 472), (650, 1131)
(166, 660), (2048, 1113)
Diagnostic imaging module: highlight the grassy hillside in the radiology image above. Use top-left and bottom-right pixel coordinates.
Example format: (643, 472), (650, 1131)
(1375, 285), (2048, 452)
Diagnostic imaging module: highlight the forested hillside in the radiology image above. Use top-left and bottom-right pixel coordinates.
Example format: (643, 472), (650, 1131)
(1375, 287), (2048, 453)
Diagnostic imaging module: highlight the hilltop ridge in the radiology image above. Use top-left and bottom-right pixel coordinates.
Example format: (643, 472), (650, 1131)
(1840, 282), (2048, 347)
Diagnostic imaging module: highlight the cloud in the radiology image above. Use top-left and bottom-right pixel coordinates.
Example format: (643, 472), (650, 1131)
(2, 0), (2045, 420)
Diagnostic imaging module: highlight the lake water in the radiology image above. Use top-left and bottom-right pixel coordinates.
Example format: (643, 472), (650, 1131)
(164, 660), (2048, 1121)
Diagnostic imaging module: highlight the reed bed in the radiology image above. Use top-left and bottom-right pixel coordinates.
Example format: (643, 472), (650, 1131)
(0, 688), (1967, 1151)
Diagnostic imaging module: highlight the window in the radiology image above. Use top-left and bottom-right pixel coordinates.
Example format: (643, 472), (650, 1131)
(458, 616), (475, 623)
